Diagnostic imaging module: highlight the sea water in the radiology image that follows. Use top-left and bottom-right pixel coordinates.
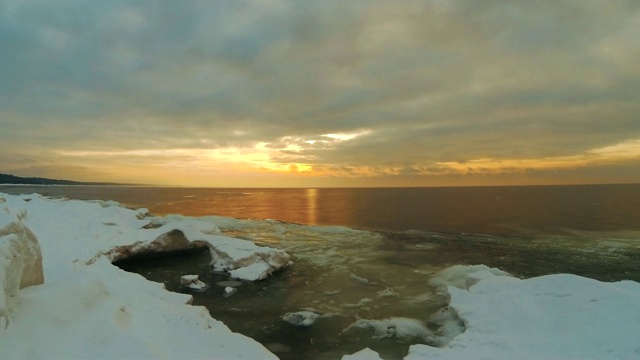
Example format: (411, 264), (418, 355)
(4, 184), (640, 236)
(2, 184), (640, 359)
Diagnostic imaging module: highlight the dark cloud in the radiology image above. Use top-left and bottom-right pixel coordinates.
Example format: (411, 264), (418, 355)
(1, 0), (639, 185)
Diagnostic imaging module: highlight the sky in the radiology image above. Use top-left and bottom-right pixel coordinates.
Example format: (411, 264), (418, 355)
(1, 0), (639, 187)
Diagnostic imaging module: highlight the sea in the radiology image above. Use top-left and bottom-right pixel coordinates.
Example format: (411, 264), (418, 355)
(2, 184), (640, 359)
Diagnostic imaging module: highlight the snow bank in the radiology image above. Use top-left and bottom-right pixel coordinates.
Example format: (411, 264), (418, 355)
(413, 269), (640, 359)
(0, 210), (44, 328)
(343, 265), (640, 360)
(0, 193), (282, 359)
(0, 193), (290, 281)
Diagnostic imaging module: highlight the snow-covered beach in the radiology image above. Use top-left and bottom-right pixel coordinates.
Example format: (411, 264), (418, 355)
(1, 192), (639, 359)
(0, 192), (287, 359)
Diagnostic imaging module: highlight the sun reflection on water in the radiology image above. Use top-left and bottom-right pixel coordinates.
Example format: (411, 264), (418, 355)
(306, 188), (318, 225)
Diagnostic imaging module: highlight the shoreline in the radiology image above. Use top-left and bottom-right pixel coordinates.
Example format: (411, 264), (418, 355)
(1, 192), (640, 360)
(0, 192), (287, 359)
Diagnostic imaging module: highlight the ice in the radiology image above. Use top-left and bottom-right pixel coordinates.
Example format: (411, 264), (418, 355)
(342, 297), (374, 308)
(0, 193), (290, 282)
(281, 310), (321, 326)
(0, 212), (44, 328)
(0, 193), (279, 359)
(5, 192), (640, 360)
(376, 288), (398, 298)
(427, 264), (511, 289)
(180, 274), (207, 290)
(342, 347), (384, 360)
(342, 317), (436, 344)
(211, 217), (409, 318)
(343, 265), (640, 360)
(223, 286), (237, 297)
(350, 272), (371, 284)
(426, 306), (465, 343)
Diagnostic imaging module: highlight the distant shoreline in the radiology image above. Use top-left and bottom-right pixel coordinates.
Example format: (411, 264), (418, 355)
(2, 173), (639, 189)
(0, 173), (142, 186)
(0, 183), (151, 187)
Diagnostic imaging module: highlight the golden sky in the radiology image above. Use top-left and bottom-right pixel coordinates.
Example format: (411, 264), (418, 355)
(1, 0), (639, 187)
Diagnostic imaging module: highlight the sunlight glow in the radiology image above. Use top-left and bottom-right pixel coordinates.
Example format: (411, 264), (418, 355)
(434, 137), (640, 175)
(54, 136), (640, 185)
(588, 138), (640, 158)
(322, 130), (372, 141)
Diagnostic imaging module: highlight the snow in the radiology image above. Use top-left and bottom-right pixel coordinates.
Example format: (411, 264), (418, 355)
(341, 317), (436, 344)
(409, 269), (640, 360)
(180, 274), (207, 290)
(0, 192), (283, 359)
(3, 192), (640, 360)
(342, 266), (640, 360)
(0, 193), (290, 282)
(342, 347), (383, 360)
(0, 213), (44, 328)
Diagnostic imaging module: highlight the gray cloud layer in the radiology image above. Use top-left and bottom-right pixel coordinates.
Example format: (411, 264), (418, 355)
(1, 0), (639, 185)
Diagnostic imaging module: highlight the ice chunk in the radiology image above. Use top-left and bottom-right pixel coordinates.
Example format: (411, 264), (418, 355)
(342, 317), (436, 343)
(223, 286), (237, 297)
(281, 311), (320, 326)
(209, 237), (291, 280)
(376, 288), (398, 298)
(341, 347), (384, 360)
(180, 274), (207, 290)
(0, 214), (44, 328)
(428, 264), (510, 289)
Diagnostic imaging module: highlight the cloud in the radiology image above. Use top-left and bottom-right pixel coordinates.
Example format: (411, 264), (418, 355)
(1, 0), (639, 185)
